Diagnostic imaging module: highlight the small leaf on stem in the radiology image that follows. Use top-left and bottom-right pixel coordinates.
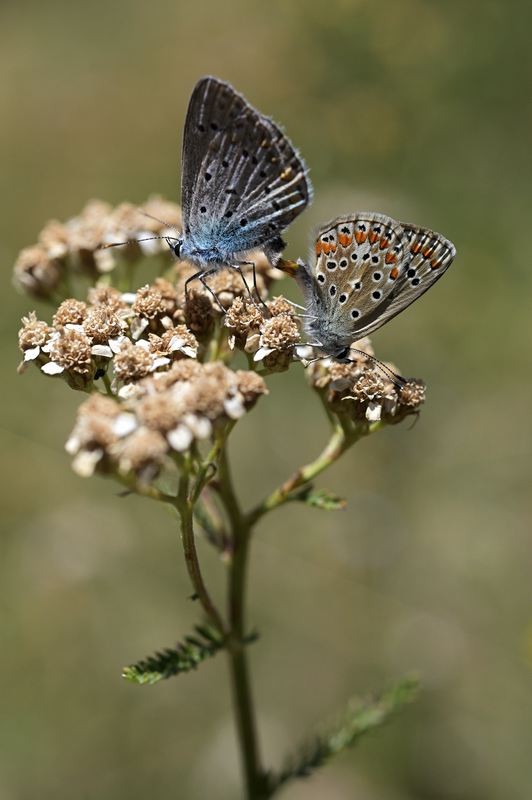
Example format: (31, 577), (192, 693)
(122, 623), (225, 685)
(299, 486), (347, 511)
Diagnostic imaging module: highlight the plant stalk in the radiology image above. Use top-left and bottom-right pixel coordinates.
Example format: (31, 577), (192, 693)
(218, 443), (268, 799)
(176, 471), (226, 636)
(246, 418), (375, 526)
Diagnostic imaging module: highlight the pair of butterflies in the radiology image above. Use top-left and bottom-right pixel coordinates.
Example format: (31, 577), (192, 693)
(147, 76), (457, 363)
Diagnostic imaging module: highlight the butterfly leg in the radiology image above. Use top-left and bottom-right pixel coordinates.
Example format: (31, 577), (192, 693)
(184, 269), (227, 314)
(234, 261), (269, 313)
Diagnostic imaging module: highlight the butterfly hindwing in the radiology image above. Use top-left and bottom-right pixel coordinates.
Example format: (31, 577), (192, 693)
(380, 223), (456, 323)
(181, 76), (312, 259)
(300, 213), (456, 349)
(309, 213), (406, 338)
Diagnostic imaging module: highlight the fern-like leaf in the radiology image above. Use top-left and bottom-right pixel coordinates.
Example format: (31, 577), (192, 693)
(122, 624), (225, 685)
(267, 676), (419, 791)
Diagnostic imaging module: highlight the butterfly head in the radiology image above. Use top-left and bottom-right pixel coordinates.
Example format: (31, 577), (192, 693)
(166, 237), (184, 259)
(303, 315), (353, 363)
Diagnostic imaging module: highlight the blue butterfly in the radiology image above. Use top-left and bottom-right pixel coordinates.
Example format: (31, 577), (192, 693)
(168, 76), (312, 304)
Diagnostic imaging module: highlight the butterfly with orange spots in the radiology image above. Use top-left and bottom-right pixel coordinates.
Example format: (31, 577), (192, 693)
(279, 211), (456, 364)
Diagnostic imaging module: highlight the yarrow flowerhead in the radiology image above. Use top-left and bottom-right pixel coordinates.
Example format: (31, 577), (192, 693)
(15, 195), (426, 491)
(65, 362), (268, 480)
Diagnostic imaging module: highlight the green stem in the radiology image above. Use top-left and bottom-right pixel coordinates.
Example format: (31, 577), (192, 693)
(246, 418), (370, 526)
(101, 371), (114, 397)
(218, 443), (268, 799)
(175, 470), (226, 636)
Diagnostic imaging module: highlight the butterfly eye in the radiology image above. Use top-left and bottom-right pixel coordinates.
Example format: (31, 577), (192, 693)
(168, 239), (182, 258)
(335, 347), (350, 362)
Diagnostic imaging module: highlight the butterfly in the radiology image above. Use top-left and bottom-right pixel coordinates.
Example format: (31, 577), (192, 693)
(279, 212), (456, 365)
(103, 76), (311, 307)
(103, 77), (312, 305)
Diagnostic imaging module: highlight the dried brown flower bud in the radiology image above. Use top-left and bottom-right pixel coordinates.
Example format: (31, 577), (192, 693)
(46, 327), (93, 376)
(66, 393), (136, 477)
(398, 379), (426, 409)
(234, 371), (268, 407)
(87, 285), (128, 313)
(38, 219), (70, 258)
(260, 313), (299, 350)
(152, 278), (178, 315)
(183, 290), (215, 336)
(310, 360), (362, 391)
(252, 313), (300, 368)
(136, 392), (185, 433)
(351, 370), (386, 402)
(208, 268), (251, 309)
(83, 305), (123, 343)
(224, 298), (263, 337)
(115, 427), (169, 479)
(133, 284), (167, 320)
(18, 312), (52, 352)
(267, 296), (294, 317)
(14, 245), (62, 298)
(53, 299), (88, 327)
(113, 341), (153, 383)
(150, 359), (203, 391)
(161, 325), (198, 356)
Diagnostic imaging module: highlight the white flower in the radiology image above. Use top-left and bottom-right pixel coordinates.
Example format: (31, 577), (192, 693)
(42, 361), (65, 375)
(253, 346), (274, 362)
(167, 424), (193, 452)
(366, 401), (382, 422)
(223, 394), (245, 419)
(72, 449), (104, 477)
(130, 317), (149, 340)
(183, 413), (212, 439)
(23, 345), (42, 362)
(112, 413), (138, 437)
(91, 344), (113, 358)
(167, 334), (197, 359)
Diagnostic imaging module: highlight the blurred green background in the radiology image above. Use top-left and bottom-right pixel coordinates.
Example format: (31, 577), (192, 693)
(2, 1), (531, 797)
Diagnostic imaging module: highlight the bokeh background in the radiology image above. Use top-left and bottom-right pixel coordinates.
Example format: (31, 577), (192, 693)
(2, 1), (531, 798)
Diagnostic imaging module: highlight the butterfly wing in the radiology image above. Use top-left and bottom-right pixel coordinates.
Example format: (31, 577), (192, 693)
(181, 76), (312, 260)
(299, 213), (455, 347)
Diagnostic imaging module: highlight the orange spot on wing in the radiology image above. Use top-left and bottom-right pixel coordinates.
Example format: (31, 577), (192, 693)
(379, 238), (390, 250)
(385, 252), (397, 265)
(390, 266), (399, 280)
(369, 231), (379, 244)
(422, 244), (436, 258)
(355, 230), (367, 244)
(338, 233), (352, 247)
(411, 242), (422, 254)
(430, 258), (441, 269)
(315, 241), (322, 255)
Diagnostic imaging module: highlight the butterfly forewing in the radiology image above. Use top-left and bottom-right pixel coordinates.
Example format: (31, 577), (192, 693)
(181, 76), (311, 258)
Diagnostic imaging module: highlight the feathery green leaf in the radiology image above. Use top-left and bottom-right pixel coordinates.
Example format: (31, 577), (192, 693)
(267, 676), (419, 791)
(122, 623), (225, 685)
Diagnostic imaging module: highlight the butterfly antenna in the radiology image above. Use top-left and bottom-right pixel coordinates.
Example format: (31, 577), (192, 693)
(137, 209), (181, 234)
(97, 235), (179, 251)
(349, 348), (406, 388)
(301, 353), (330, 368)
